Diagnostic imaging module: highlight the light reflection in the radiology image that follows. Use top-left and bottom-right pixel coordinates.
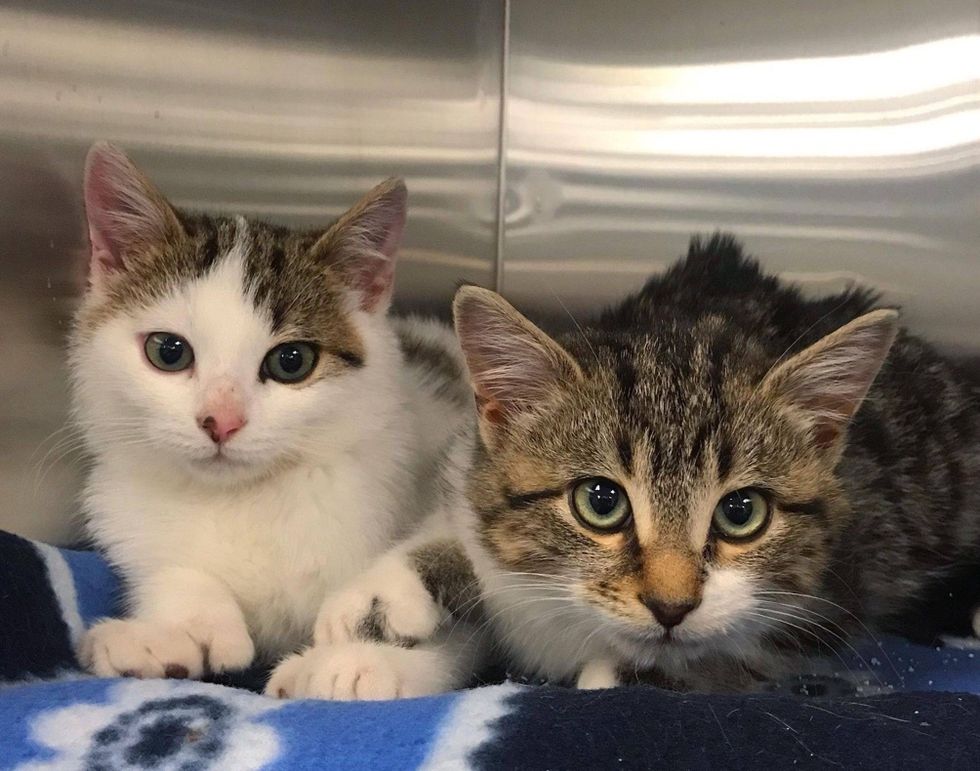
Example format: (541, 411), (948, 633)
(516, 35), (979, 105)
(510, 34), (979, 173)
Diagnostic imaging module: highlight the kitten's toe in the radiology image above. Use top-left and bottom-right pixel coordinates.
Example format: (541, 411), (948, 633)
(81, 619), (204, 679)
(195, 618), (255, 673)
(326, 645), (401, 701)
(265, 651), (309, 699)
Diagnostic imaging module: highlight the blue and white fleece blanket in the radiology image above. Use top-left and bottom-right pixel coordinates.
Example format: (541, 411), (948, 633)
(2, 529), (979, 770)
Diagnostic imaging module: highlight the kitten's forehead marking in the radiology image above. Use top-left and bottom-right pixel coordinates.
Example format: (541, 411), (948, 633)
(136, 245), (271, 382)
(624, 433), (659, 547)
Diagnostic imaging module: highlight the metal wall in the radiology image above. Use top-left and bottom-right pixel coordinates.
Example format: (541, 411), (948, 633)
(1, 1), (978, 542)
(0, 0), (504, 542)
(502, 0), (979, 352)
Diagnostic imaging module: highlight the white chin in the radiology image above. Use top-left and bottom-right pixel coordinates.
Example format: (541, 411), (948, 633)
(181, 450), (266, 481)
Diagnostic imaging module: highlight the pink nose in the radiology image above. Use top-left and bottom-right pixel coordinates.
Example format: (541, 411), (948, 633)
(198, 411), (246, 444)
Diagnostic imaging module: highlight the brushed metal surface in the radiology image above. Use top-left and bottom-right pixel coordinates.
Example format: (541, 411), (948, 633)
(3, 0), (978, 544)
(0, 0), (503, 541)
(502, 0), (979, 351)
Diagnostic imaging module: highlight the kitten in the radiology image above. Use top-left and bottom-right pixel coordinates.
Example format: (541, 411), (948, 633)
(72, 143), (470, 684)
(271, 238), (980, 697)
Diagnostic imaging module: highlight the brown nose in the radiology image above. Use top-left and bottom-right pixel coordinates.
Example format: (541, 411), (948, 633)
(639, 594), (700, 629)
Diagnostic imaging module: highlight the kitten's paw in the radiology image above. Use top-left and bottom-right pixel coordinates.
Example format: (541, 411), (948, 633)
(266, 642), (453, 701)
(81, 615), (255, 679)
(576, 658), (620, 690)
(314, 562), (445, 646)
(81, 619), (205, 679)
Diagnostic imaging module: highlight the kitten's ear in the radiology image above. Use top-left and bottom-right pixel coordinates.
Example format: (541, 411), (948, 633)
(453, 286), (582, 433)
(314, 177), (407, 314)
(762, 309), (899, 455)
(83, 142), (183, 286)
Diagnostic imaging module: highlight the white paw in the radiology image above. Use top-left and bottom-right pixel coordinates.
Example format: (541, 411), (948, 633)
(81, 616), (254, 680)
(576, 658), (619, 690)
(266, 642), (453, 701)
(314, 562), (445, 646)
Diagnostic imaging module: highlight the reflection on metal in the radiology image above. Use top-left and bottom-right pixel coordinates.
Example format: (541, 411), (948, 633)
(0, 0), (503, 541)
(502, 0), (979, 353)
(1, 0), (978, 543)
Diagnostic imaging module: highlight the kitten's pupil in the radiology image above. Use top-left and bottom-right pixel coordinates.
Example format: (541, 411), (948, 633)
(158, 336), (184, 366)
(279, 346), (303, 374)
(720, 491), (753, 526)
(588, 480), (620, 517)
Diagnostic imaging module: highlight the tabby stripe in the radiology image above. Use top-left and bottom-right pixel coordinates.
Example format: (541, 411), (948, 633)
(617, 435), (634, 473)
(334, 350), (364, 368)
(716, 435), (734, 480)
(614, 346), (637, 416)
(781, 498), (827, 520)
(505, 487), (564, 510)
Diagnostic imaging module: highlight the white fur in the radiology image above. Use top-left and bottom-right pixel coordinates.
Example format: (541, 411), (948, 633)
(576, 658), (619, 690)
(72, 238), (467, 676)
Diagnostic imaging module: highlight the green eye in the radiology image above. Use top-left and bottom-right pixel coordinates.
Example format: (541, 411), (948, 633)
(262, 342), (319, 383)
(144, 332), (194, 372)
(570, 477), (632, 532)
(712, 488), (770, 540)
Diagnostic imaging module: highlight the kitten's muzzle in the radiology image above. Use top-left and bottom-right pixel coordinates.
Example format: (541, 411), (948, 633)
(638, 594), (700, 629)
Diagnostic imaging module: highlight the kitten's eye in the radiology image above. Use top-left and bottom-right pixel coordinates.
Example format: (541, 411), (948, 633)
(713, 488), (770, 540)
(262, 342), (319, 383)
(570, 478), (632, 532)
(144, 333), (194, 372)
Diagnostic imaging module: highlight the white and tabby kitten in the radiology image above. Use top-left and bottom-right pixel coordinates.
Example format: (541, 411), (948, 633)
(72, 142), (469, 687)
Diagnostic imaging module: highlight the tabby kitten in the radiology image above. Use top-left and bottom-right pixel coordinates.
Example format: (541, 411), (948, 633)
(271, 239), (979, 697)
(72, 142), (470, 689)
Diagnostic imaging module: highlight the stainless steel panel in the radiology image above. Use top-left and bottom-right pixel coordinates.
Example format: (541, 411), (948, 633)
(503, 0), (979, 351)
(0, 0), (504, 542)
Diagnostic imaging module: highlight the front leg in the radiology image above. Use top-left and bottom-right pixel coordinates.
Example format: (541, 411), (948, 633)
(314, 537), (479, 647)
(81, 566), (254, 679)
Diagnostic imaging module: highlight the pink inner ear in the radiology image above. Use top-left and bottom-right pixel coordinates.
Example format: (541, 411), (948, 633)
(87, 221), (123, 274)
(82, 142), (176, 279)
(353, 254), (395, 312)
(363, 183), (407, 262)
(84, 148), (131, 275)
(374, 206), (405, 261)
(340, 184), (406, 311)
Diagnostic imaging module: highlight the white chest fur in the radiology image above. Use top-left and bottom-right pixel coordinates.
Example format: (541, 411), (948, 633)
(86, 440), (412, 656)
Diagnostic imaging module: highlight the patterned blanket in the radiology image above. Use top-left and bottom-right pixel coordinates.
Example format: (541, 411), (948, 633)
(2, 530), (978, 770)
